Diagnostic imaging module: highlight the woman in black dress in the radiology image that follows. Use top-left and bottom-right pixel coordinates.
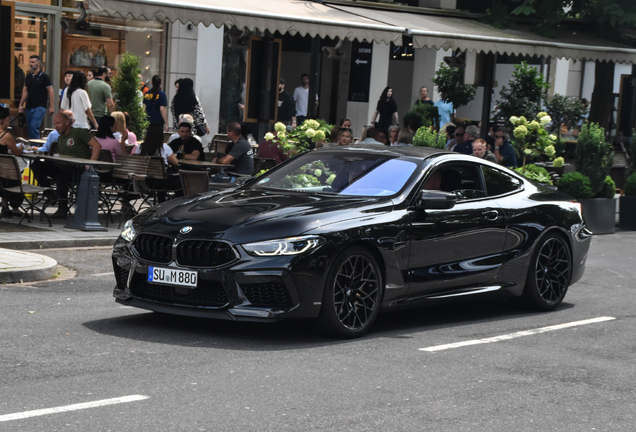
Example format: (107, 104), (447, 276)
(371, 87), (398, 132)
(170, 78), (209, 136)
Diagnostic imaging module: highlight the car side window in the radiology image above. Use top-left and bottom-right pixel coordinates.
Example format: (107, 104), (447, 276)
(421, 164), (487, 202)
(482, 166), (522, 197)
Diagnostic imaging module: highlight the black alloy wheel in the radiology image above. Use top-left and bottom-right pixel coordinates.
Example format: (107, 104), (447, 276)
(523, 233), (572, 311)
(318, 246), (383, 338)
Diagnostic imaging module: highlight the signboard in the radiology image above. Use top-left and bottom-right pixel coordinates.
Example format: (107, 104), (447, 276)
(347, 41), (372, 103)
(0, 0), (16, 104)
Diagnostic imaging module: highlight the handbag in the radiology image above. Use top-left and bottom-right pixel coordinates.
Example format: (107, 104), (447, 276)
(15, 25), (24, 38)
(92, 44), (106, 67)
(195, 124), (207, 136)
(27, 26), (37, 39)
(27, 44), (36, 52)
(15, 42), (23, 51)
(71, 44), (92, 67)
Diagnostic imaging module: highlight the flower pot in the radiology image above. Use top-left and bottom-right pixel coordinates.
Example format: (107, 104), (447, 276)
(619, 196), (636, 230)
(579, 198), (616, 234)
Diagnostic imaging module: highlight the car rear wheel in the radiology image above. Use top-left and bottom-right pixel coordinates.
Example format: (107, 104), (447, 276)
(317, 246), (383, 338)
(522, 232), (572, 311)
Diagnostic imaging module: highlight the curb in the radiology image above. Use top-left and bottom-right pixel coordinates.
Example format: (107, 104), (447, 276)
(0, 238), (117, 251)
(0, 250), (58, 284)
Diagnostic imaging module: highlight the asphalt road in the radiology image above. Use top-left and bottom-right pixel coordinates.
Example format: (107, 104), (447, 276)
(1, 234), (635, 431)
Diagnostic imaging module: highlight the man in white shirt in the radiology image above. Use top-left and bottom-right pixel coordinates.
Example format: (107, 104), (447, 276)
(293, 73), (318, 126)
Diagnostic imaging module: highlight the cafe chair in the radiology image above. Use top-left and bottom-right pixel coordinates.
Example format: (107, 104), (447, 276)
(100, 154), (150, 228)
(179, 170), (210, 195)
(254, 157), (277, 175)
(0, 154), (53, 227)
(141, 156), (182, 204)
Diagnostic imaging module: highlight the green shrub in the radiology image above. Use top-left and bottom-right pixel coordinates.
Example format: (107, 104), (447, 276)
(597, 176), (616, 199)
(112, 52), (148, 137)
(624, 172), (636, 196)
(432, 63), (476, 115)
(403, 103), (439, 131)
(413, 126), (445, 148)
(575, 122), (614, 196)
(514, 164), (553, 184)
(556, 172), (594, 199)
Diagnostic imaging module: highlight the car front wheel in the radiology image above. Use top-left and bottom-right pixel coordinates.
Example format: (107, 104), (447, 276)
(522, 232), (572, 311)
(317, 246), (383, 338)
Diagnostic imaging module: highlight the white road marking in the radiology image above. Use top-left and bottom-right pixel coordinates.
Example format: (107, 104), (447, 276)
(0, 395), (149, 422)
(420, 316), (616, 353)
(91, 272), (114, 277)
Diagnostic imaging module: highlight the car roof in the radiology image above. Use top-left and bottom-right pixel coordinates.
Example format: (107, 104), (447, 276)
(316, 143), (452, 160)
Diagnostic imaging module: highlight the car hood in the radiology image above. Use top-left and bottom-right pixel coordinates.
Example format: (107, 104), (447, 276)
(135, 189), (390, 243)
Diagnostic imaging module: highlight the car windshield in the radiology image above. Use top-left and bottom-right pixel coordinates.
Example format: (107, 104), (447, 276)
(253, 151), (419, 197)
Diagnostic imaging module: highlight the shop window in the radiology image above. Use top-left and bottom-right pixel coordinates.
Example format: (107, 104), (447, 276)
(60, 13), (166, 91)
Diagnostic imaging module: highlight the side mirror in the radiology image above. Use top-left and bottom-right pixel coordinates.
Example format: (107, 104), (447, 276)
(415, 190), (457, 210)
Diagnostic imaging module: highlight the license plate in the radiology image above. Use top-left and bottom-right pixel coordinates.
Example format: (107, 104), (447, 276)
(148, 266), (198, 287)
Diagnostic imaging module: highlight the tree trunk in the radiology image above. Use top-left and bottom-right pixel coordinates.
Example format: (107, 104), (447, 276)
(589, 61), (615, 132)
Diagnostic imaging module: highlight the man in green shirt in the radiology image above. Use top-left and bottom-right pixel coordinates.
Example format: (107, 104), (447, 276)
(50, 111), (101, 218)
(87, 67), (115, 125)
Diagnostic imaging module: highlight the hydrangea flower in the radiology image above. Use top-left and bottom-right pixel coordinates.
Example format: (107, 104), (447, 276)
(264, 132), (275, 141)
(307, 119), (320, 129)
(314, 130), (326, 142)
(314, 169), (322, 177)
(544, 145), (556, 157)
(509, 116), (519, 125)
(540, 115), (552, 126)
(528, 120), (541, 132)
(274, 122), (287, 133)
(537, 112), (548, 119)
(305, 128), (316, 138)
(513, 125), (528, 139)
(549, 134), (557, 141)
(524, 148), (533, 155)
(518, 116), (528, 125)
(552, 157), (564, 168)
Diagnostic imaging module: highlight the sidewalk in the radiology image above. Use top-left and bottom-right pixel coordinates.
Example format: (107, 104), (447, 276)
(0, 248), (58, 283)
(0, 212), (121, 250)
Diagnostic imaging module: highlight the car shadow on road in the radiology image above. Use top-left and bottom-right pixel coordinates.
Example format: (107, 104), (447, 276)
(82, 294), (575, 350)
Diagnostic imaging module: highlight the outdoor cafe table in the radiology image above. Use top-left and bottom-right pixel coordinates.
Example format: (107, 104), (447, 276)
(21, 153), (121, 231)
(178, 160), (233, 174)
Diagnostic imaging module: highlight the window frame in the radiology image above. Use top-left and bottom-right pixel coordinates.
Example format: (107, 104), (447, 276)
(479, 164), (525, 198)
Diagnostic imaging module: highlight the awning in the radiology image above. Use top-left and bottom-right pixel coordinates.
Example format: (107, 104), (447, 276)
(333, 4), (636, 64)
(87, 0), (405, 45)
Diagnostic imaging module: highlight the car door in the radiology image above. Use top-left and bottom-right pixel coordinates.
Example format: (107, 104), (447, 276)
(406, 161), (508, 296)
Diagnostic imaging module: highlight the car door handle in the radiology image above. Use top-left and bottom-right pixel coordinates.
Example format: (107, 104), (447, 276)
(482, 209), (499, 220)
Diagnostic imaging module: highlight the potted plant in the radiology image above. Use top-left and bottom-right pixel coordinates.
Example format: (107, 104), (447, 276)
(431, 63), (476, 120)
(619, 172), (636, 230)
(574, 123), (616, 234)
(267, 119), (332, 154)
(111, 52), (148, 137)
(413, 126), (445, 148)
(556, 171), (594, 199)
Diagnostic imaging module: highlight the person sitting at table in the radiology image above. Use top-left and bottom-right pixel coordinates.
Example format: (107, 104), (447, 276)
(134, 123), (180, 202)
(123, 112), (137, 147)
(167, 118), (205, 161)
(111, 111), (129, 146)
(0, 106), (25, 218)
(49, 110), (102, 219)
(31, 129), (59, 153)
(94, 115), (124, 162)
(213, 122), (254, 175)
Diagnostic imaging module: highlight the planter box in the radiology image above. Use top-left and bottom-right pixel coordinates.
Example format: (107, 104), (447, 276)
(580, 198), (616, 234)
(619, 196), (636, 230)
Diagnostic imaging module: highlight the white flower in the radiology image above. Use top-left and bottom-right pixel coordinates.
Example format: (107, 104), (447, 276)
(544, 145), (556, 157)
(524, 148), (533, 155)
(549, 134), (557, 141)
(274, 122), (286, 132)
(537, 111), (548, 119)
(307, 119), (320, 129)
(264, 132), (275, 141)
(509, 116), (519, 125)
(540, 115), (552, 126)
(313, 130), (326, 142)
(305, 128), (316, 138)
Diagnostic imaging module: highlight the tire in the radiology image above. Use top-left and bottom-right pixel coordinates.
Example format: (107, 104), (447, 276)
(317, 246), (383, 339)
(522, 232), (572, 311)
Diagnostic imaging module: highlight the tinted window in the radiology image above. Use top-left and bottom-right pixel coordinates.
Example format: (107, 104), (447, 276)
(482, 166), (522, 197)
(255, 152), (419, 197)
(422, 164), (487, 202)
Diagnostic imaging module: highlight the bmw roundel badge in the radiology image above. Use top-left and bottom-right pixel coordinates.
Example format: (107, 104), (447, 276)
(180, 226), (193, 234)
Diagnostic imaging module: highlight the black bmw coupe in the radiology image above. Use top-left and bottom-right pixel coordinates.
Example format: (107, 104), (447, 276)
(112, 144), (591, 338)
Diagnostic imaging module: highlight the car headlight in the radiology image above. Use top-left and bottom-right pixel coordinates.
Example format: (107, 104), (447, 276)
(120, 219), (137, 242)
(242, 235), (326, 257)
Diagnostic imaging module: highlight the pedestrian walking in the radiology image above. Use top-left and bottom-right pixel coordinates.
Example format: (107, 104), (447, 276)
(414, 86), (434, 107)
(293, 73), (318, 125)
(87, 66), (116, 126)
(59, 71), (74, 106)
(143, 75), (169, 131)
(60, 71), (97, 130)
(171, 78), (209, 136)
(18, 55), (54, 139)
(371, 87), (398, 132)
(277, 78), (296, 127)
